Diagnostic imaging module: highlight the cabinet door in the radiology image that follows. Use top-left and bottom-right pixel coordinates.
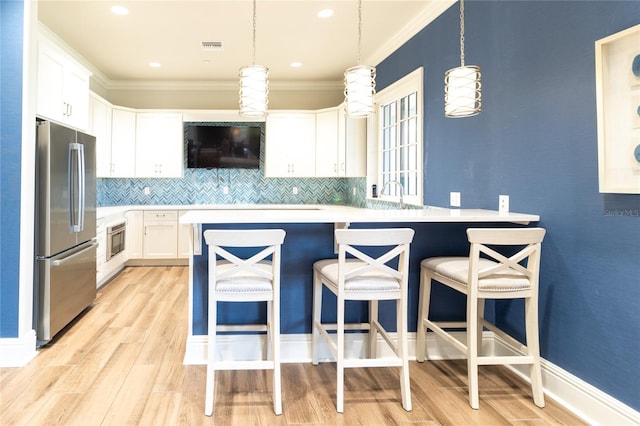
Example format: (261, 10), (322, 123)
(315, 109), (340, 177)
(126, 211), (144, 259)
(36, 38), (90, 130)
(135, 113), (184, 178)
(111, 108), (137, 177)
(342, 112), (367, 177)
(143, 211), (178, 259)
(36, 44), (65, 123)
(62, 66), (90, 130)
(96, 219), (107, 283)
(89, 94), (112, 178)
(265, 113), (316, 177)
(144, 222), (178, 258)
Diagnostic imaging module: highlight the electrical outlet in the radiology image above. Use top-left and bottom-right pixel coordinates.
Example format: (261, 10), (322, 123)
(144, 187), (150, 195)
(292, 187), (298, 195)
(499, 195), (509, 213)
(223, 186), (229, 195)
(450, 192), (461, 207)
(353, 187), (357, 196)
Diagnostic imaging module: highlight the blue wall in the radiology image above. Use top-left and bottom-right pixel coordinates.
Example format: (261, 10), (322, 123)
(375, 0), (639, 411)
(0, 0), (24, 338)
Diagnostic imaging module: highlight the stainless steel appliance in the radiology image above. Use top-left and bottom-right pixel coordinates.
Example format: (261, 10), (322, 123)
(34, 120), (97, 345)
(106, 221), (126, 260)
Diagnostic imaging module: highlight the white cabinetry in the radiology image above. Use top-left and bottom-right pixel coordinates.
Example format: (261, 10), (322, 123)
(89, 93), (113, 178)
(265, 113), (316, 177)
(126, 211), (144, 259)
(315, 109), (340, 177)
(135, 113), (184, 178)
(340, 106), (367, 177)
(315, 106), (366, 177)
(110, 107), (137, 177)
(97, 213), (128, 287)
(36, 35), (91, 130)
(143, 211), (178, 259)
(96, 219), (107, 284)
(127, 210), (189, 261)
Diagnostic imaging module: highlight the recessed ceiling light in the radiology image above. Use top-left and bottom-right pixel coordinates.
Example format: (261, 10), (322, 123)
(317, 9), (334, 18)
(290, 62), (303, 68)
(149, 62), (161, 68)
(111, 5), (129, 15)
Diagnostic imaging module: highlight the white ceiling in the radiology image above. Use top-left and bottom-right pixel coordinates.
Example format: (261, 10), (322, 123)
(37, 0), (455, 89)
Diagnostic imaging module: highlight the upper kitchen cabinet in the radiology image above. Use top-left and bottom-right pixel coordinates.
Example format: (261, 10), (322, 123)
(36, 34), (91, 131)
(265, 113), (316, 177)
(135, 112), (184, 178)
(89, 93), (113, 178)
(315, 108), (340, 177)
(315, 106), (366, 177)
(340, 106), (367, 177)
(109, 107), (137, 178)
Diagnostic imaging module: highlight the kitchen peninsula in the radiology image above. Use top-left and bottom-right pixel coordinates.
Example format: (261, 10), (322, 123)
(178, 204), (539, 364)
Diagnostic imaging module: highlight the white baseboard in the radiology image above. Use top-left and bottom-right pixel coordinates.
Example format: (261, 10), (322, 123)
(184, 331), (640, 425)
(494, 335), (640, 426)
(0, 330), (38, 367)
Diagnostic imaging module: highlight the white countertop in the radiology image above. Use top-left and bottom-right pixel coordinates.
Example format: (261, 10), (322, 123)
(177, 204), (539, 224)
(98, 204), (539, 224)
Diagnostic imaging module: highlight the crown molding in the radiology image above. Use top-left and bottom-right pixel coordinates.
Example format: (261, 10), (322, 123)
(365, 0), (456, 67)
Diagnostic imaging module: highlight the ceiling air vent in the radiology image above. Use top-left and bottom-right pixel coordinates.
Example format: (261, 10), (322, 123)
(201, 41), (224, 52)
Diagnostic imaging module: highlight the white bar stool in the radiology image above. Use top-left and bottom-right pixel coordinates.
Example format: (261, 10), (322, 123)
(417, 227), (546, 409)
(312, 228), (415, 413)
(203, 229), (286, 416)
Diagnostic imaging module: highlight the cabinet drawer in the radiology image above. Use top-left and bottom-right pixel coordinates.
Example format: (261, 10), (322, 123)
(143, 210), (178, 221)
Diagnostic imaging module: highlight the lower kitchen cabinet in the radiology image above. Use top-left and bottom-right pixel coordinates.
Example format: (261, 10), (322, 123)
(126, 210), (189, 261)
(143, 210), (178, 259)
(126, 211), (144, 259)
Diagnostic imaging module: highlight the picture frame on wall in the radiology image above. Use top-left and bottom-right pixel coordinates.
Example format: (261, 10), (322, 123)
(595, 24), (640, 194)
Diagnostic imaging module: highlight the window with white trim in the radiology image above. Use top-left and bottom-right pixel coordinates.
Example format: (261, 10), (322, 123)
(373, 67), (423, 206)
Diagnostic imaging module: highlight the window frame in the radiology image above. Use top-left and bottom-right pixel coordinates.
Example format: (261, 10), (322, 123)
(369, 67), (424, 207)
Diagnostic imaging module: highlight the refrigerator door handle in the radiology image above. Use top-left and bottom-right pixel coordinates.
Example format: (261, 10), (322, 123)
(50, 241), (98, 266)
(68, 142), (85, 233)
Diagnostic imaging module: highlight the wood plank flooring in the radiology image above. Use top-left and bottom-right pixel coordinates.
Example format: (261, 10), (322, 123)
(0, 266), (586, 425)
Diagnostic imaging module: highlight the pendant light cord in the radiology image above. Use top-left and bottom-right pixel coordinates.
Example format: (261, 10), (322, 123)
(357, 0), (362, 65)
(252, 0), (257, 65)
(459, 0), (465, 67)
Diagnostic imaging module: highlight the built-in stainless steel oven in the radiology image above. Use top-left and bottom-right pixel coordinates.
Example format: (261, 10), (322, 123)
(106, 221), (126, 261)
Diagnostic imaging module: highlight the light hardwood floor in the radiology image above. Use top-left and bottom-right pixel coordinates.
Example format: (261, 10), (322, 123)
(1, 266), (586, 425)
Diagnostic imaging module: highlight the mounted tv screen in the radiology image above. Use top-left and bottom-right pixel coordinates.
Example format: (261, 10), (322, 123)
(185, 123), (261, 169)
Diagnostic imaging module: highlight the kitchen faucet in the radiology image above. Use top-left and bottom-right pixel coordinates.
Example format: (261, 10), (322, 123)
(380, 180), (405, 209)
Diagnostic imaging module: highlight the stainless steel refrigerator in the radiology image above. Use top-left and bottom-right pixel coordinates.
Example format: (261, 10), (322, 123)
(34, 120), (97, 345)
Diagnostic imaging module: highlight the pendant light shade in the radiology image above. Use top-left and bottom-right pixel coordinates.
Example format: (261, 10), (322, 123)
(344, 0), (375, 118)
(444, 0), (481, 118)
(444, 65), (481, 117)
(239, 0), (268, 118)
(239, 64), (269, 117)
(344, 65), (376, 117)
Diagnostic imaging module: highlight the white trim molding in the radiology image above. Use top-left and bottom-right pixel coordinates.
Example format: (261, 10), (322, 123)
(0, 330), (38, 367)
(184, 331), (640, 425)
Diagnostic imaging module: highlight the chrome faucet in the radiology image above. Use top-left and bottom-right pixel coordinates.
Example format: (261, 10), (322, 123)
(380, 180), (405, 209)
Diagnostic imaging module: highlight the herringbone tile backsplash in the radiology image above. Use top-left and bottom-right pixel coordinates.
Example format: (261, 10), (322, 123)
(97, 172), (367, 207)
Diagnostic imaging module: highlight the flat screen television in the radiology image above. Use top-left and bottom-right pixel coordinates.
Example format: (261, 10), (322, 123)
(185, 123), (262, 169)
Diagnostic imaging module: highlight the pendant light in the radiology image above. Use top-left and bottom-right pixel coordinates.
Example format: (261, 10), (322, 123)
(344, 0), (376, 118)
(444, 0), (481, 118)
(239, 0), (268, 118)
